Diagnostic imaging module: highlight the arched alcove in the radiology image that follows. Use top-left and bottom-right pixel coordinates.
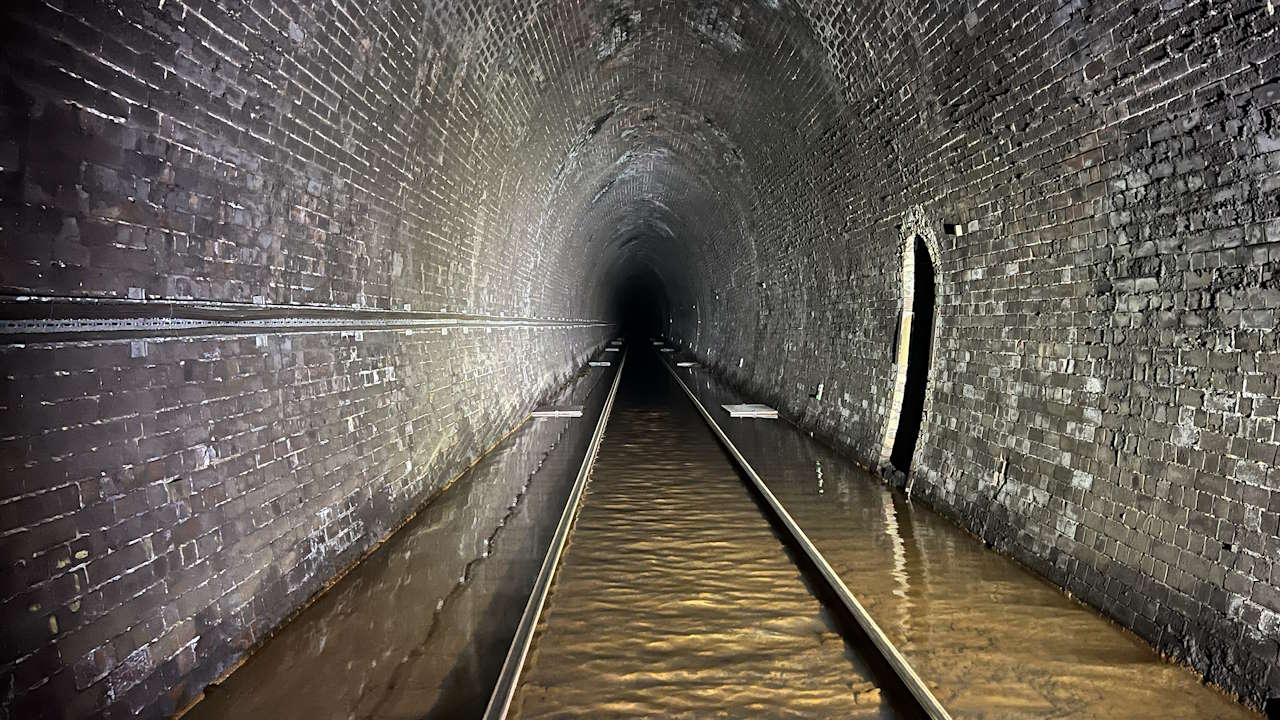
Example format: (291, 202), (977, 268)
(879, 234), (938, 481)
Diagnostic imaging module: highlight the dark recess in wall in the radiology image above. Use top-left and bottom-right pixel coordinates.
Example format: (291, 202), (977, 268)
(889, 237), (935, 474)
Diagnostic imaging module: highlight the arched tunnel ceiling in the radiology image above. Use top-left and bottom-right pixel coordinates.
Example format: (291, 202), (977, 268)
(412, 0), (852, 325)
(4, 0), (866, 336)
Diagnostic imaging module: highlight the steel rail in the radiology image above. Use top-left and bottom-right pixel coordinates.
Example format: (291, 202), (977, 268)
(482, 346), (628, 720)
(660, 352), (952, 720)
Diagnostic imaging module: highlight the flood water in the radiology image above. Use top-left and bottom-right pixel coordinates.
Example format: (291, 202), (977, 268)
(668, 354), (1261, 719)
(183, 360), (617, 720)
(181, 343), (1261, 720)
(510, 352), (897, 719)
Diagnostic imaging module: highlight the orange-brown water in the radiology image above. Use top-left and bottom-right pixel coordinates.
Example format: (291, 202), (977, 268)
(183, 363), (616, 720)
(670, 355), (1261, 720)
(180, 347), (1262, 720)
(510, 353), (897, 719)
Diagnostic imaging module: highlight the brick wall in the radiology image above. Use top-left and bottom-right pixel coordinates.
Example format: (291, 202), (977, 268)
(2, 0), (1278, 715)
(667, 1), (1280, 708)
(0, 0), (614, 716)
(1, 325), (604, 718)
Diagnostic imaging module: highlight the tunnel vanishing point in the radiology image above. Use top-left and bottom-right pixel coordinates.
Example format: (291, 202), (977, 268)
(2, 0), (1280, 718)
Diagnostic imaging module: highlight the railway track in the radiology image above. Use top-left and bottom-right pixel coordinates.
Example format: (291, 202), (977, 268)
(484, 344), (949, 720)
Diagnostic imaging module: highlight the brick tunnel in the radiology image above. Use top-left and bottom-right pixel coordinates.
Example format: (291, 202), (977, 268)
(2, 1), (1280, 718)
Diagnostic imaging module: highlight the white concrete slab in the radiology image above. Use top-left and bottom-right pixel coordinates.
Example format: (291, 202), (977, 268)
(532, 405), (584, 418)
(722, 403), (778, 419)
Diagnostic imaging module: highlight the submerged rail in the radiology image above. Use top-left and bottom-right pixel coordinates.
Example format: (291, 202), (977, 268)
(482, 348), (628, 720)
(659, 351), (952, 720)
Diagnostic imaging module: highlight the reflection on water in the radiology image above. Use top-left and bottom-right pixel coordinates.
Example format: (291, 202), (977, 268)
(511, 353), (897, 719)
(182, 347), (1260, 720)
(677, 361), (1261, 719)
(184, 364), (614, 720)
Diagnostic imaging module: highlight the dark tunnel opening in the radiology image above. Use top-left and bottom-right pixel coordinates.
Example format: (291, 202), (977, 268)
(608, 267), (670, 340)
